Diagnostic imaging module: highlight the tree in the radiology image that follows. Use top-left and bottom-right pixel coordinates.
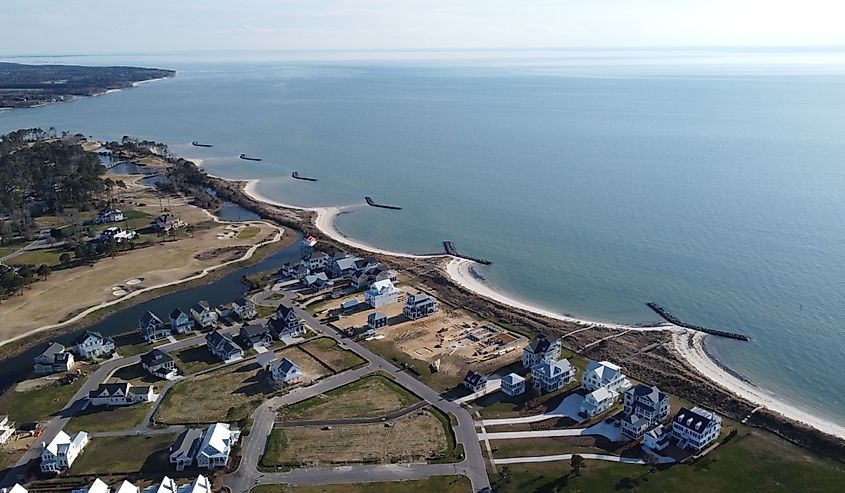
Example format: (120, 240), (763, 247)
(59, 253), (71, 265)
(570, 454), (585, 477)
(36, 264), (51, 278)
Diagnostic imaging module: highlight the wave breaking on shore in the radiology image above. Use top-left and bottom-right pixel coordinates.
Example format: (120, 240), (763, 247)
(239, 175), (845, 442)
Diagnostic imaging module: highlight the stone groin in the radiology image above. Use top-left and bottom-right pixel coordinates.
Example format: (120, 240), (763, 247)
(646, 302), (750, 341)
(444, 240), (491, 265)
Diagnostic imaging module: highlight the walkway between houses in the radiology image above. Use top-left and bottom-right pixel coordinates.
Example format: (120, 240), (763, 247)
(478, 421), (622, 442)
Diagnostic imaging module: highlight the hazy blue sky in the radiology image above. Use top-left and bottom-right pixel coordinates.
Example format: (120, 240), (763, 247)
(3, 0), (844, 55)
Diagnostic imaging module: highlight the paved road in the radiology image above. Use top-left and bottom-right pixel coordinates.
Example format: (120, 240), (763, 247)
(494, 453), (649, 466)
(0, 332), (216, 488)
(225, 291), (491, 492)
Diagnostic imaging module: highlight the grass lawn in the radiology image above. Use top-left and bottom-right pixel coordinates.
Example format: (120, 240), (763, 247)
(69, 434), (176, 475)
(113, 332), (155, 357)
(238, 226), (260, 239)
(490, 437), (604, 459)
(362, 339), (463, 392)
(251, 476), (472, 493)
(299, 337), (366, 373)
(256, 304), (277, 318)
(4, 247), (66, 267)
(173, 346), (222, 375)
(156, 360), (272, 424)
(109, 362), (160, 386)
(0, 379), (84, 424)
(261, 411), (448, 466)
(65, 403), (151, 434)
(490, 429), (845, 493)
(280, 373), (420, 420)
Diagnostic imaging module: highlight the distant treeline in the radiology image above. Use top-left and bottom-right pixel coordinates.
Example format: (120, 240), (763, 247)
(0, 62), (175, 108)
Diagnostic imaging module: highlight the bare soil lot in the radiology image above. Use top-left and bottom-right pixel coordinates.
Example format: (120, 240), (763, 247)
(280, 374), (420, 420)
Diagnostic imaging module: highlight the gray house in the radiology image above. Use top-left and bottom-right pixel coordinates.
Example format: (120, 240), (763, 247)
(141, 349), (177, 380)
(170, 308), (195, 334)
(33, 343), (75, 375)
(205, 331), (243, 362)
(139, 311), (170, 342)
(367, 312), (388, 331)
(268, 306), (306, 339)
(239, 324), (273, 348)
(403, 292), (438, 320)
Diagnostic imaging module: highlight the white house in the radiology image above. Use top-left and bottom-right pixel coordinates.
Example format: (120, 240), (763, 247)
(33, 342), (74, 374)
(231, 297), (257, 321)
(70, 331), (115, 359)
(403, 292), (438, 320)
(0, 415), (15, 445)
(643, 424), (671, 451)
(88, 382), (156, 407)
(1, 485), (28, 493)
(268, 306), (306, 339)
(365, 279), (400, 308)
(169, 428), (204, 471)
(581, 360), (631, 394)
(522, 334), (561, 369)
(531, 358), (575, 392)
(95, 207), (124, 224)
(99, 226), (137, 243)
(169, 308), (195, 334)
(205, 331), (243, 361)
(139, 311), (170, 342)
(196, 423), (239, 469)
(41, 430), (89, 473)
(71, 478), (109, 493)
(500, 373), (526, 397)
(114, 481), (139, 493)
(580, 387), (619, 418)
(152, 213), (186, 232)
(672, 406), (722, 451)
(191, 301), (219, 328)
(270, 357), (302, 384)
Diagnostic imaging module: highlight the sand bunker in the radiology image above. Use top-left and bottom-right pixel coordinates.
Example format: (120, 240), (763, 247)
(112, 289), (128, 296)
(126, 278), (144, 286)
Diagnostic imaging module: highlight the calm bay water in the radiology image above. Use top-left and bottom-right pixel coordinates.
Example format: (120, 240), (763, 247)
(2, 49), (845, 424)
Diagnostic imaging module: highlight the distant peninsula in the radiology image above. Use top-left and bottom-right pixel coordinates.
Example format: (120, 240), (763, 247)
(0, 62), (174, 109)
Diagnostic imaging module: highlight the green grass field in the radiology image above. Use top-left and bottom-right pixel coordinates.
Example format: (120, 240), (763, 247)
(173, 346), (223, 375)
(65, 403), (151, 434)
(490, 429), (845, 493)
(4, 247), (66, 267)
(251, 476), (472, 493)
(299, 337), (366, 373)
(281, 373), (420, 420)
(238, 226), (261, 239)
(69, 434), (176, 475)
(0, 379), (84, 424)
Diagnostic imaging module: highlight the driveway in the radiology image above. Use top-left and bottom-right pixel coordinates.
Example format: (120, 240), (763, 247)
(479, 393), (586, 427)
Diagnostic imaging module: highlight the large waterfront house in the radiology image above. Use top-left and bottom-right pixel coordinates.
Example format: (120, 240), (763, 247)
(139, 311), (170, 342)
(672, 406), (722, 451)
(501, 373), (526, 397)
(33, 342), (75, 374)
(231, 297), (257, 321)
(463, 371), (487, 393)
(70, 331), (115, 359)
(191, 301), (219, 329)
(352, 263), (397, 289)
(205, 331), (243, 361)
(239, 324), (272, 348)
(367, 312), (388, 331)
(531, 358), (575, 392)
(623, 385), (670, 428)
(270, 357), (303, 384)
(282, 261), (310, 280)
(88, 382), (156, 407)
(170, 308), (195, 334)
(169, 422), (239, 471)
(580, 387), (619, 418)
(141, 349), (178, 380)
(522, 334), (562, 369)
(152, 213), (186, 232)
(95, 207), (124, 224)
(582, 360), (631, 394)
(365, 279), (400, 308)
(303, 251), (331, 271)
(302, 272), (330, 290)
(0, 415), (15, 445)
(268, 306), (306, 339)
(41, 430), (89, 473)
(403, 292), (438, 320)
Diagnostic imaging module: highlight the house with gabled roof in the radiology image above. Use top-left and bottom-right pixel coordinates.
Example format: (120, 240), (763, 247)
(531, 358), (575, 392)
(205, 331), (243, 362)
(33, 342), (74, 374)
(367, 312), (388, 331)
(268, 305), (305, 339)
(231, 297), (257, 321)
(139, 311), (170, 342)
(282, 260), (310, 280)
(196, 423), (239, 469)
(71, 477), (109, 493)
(403, 292), (438, 320)
(152, 213), (186, 232)
(365, 279), (400, 308)
(580, 386), (619, 418)
(40, 429), (89, 473)
(70, 331), (115, 359)
(330, 256), (360, 278)
(141, 349), (177, 380)
(88, 382), (156, 407)
(95, 206), (124, 224)
(643, 424), (671, 451)
(270, 357), (302, 384)
(239, 324), (272, 348)
(501, 373), (526, 397)
(582, 360), (631, 394)
(522, 334), (561, 369)
(302, 272), (330, 290)
(169, 428), (203, 471)
(672, 406), (722, 451)
(623, 384), (670, 429)
(170, 308), (195, 334)
(190, 301), (218, 328)
(463, 370), (487, 393)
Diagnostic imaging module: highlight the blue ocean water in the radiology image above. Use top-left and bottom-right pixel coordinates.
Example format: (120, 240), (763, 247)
(2, 49), (845, 424)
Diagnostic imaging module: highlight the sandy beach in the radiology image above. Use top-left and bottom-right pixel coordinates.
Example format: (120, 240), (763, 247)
(239, 175), (845, 442)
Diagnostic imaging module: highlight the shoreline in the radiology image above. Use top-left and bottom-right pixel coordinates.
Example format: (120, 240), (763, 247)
(237, 174), (845, 442)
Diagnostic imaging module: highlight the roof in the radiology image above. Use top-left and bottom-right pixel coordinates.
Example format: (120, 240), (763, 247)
(6, 485), (28, 493)
(38, 342), (65, 358)
(44, 430), (71, 454)
(674, 406), (718, 432)
(150, 476), (179, 493)
(586, 386), (616, 404)
(232, 297), (252, 308)
(502, 373), (525, 386)
(368, 312), (387, 321)
(141, 349), (173, 367)
(205, 331), (239, 351)
(114, 480), (139, 493)
(256, 352), (276, 367)
(527, 334), (557, 354)
(191, 301), (211, 313)
(140, 311), (163, 327)
(89, 382), (131, 399)
(340, 299), (359, 309)
(532, 359), (572, 379)
(304, 272), (329, 284)
(276, 305), (296, 319)
(87, 478), (110, 493)
(332, 257), (358, 271)
(585, 360), (623, 382)
(626, 384), (666, 404)
(72, 330), (111, 346)
(198, 423), (232, 458)
(619, 413), (648, 428)
(272, 357), (300, 375)
(240, 324), (269, 338)
(407, 292), (434, 304)
(170, 428), (203, 460)
(170, 308), (188, 320)
(178, 475), (212, 493)
(464, 370), (486, 387)
(368, 279), (396, 294)
(645, 424), (670, 441)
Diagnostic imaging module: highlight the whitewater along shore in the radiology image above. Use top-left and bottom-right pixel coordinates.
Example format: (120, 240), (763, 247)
(206, 174), (845, 459)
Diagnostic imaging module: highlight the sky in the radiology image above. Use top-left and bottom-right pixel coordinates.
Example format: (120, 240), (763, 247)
(2, 0), (845, 56)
